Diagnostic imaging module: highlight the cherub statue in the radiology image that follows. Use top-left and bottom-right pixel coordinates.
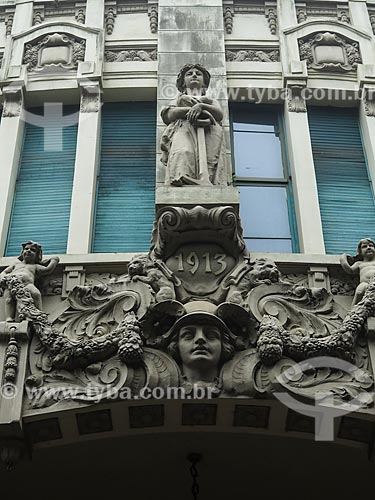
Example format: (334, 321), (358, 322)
(0, 241), (59, 322)
(340, 238), (375, 305)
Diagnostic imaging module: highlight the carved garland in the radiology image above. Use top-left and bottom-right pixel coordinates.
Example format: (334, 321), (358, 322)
(257, 274), (375, 365)
(0, 274), (144, 370)
(3, 329), (19, 384)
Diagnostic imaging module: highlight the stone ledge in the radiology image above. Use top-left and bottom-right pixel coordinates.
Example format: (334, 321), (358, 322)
(156, 185), (240, 205)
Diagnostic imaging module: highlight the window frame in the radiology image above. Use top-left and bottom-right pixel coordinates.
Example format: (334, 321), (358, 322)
(230, 103), (299, 253)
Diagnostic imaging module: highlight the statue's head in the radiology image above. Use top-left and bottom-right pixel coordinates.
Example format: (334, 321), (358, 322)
(356, 238), (375, 260)
(176, 64), (211, 93)
(18, 240), (43, 264)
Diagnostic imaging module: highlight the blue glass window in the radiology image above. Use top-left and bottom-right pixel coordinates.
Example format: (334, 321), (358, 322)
(231, 104), (298, 253)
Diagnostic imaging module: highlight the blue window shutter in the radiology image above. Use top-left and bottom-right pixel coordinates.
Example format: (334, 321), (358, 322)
(5, 105), (78, 256)
(92, 102), (156, 253)
(308, 106), (375, 254)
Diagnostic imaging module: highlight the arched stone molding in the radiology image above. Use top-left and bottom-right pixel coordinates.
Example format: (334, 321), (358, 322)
(1, 21), (103, 83)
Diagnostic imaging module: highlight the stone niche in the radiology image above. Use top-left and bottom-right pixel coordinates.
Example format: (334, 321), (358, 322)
(299, 31), (362, 72)
(23, 32), (86, 72)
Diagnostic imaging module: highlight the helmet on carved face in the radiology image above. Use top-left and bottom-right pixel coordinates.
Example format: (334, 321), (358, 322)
(143, 299), (257, 361)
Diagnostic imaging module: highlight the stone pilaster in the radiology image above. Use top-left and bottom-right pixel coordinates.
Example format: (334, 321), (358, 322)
(12, 0), (33, 35)
(85, 0), (105, 29)
(283, 97), (325, 254)
(277, 0), (325, 254)
(0, 85), (25, 256)
(67, 81), (102, 254)
(348, 0), (372, 33)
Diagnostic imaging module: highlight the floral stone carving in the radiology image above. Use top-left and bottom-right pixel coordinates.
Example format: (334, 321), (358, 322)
(23, 33), (86, 72)
(226, 49), (280, 62)
(2, 214), (374, 409)
(104, 49), (157, 62)
(299, 32), (361, 72)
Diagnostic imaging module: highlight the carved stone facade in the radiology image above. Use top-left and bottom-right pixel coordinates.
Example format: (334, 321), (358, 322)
(0, 214), (373, 414)
(2, 0), (375, 484)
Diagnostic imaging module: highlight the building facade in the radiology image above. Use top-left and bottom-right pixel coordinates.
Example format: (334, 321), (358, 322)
(1, 0), (375, 497)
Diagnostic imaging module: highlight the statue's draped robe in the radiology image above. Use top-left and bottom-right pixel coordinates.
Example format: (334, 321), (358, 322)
(160, 96), (230, 186)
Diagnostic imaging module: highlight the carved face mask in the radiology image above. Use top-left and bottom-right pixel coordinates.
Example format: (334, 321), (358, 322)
(177, 323), (222, 371)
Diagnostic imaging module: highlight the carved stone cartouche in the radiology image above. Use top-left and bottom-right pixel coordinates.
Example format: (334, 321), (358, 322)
(23, 33), (86, 72)
(299, 32), (361, 72)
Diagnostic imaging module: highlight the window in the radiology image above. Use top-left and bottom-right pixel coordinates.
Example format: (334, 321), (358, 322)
(308, 106), (375, 254)
(92, 102), (156, 253)
(230, 104), (298, 253)
(5, 105), (78, 256)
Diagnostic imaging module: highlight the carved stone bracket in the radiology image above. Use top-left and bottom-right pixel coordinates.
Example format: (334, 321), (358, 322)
(285, 76), (307, 113)
(223, 1), (234, 34)
(299, 32), (362, 72)
(5, 10), (14, 37)
(265, 3), (277, 36)
(308, 266), (330, 291)
(296, 3), (307, 23)
(33, 5), (45, 25)
(75, 3), (86, 24)
(337, 5), (350, 24)
(151, 205), (248, 262)
(105, 2), (117, 35)
(2, 85), (23, 118)
(62, 265), (86, 297)
(226, 48), (279, 62)
(79, 81), (102, 113)
(148, 1), (158, 34)
(363, 88), (375, 117)
(369, 10), (375, 35)
(23, 33), (86, 72)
